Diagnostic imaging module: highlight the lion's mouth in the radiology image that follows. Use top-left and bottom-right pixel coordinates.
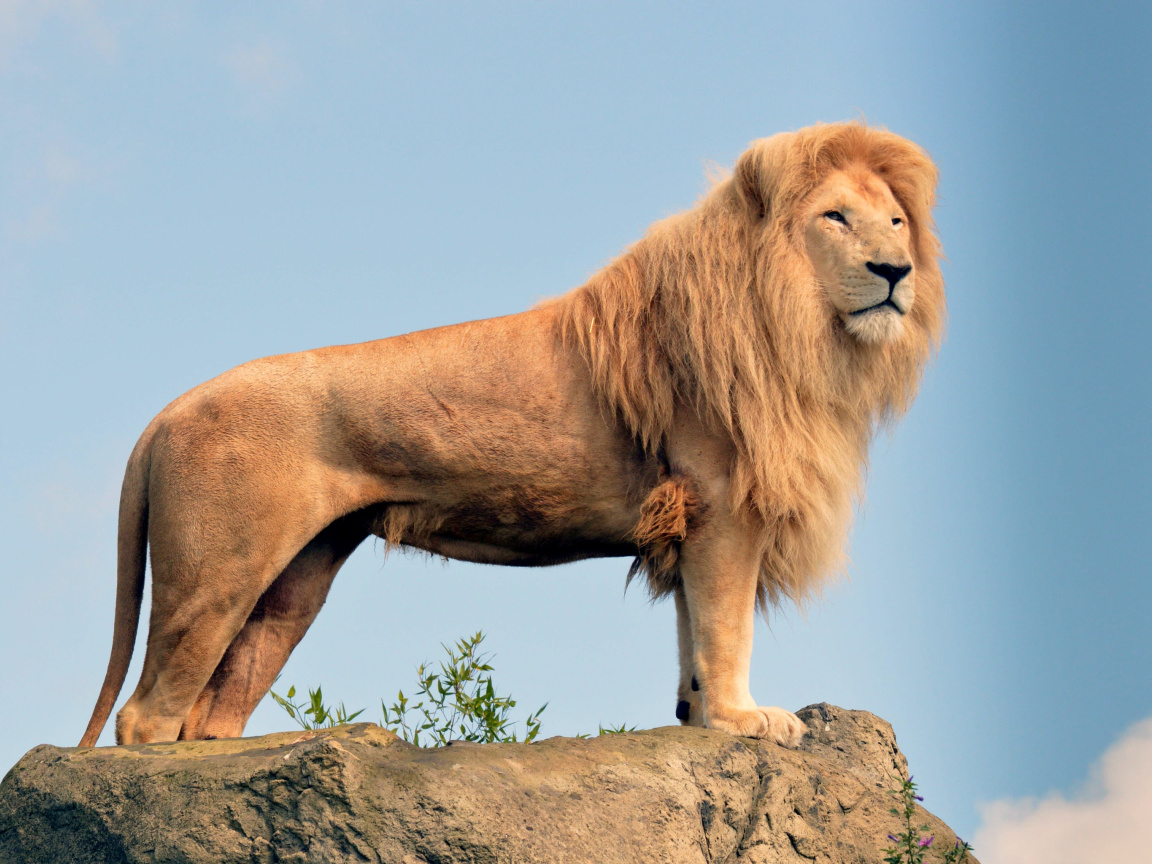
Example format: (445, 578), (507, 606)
(849, 298), (904, 317)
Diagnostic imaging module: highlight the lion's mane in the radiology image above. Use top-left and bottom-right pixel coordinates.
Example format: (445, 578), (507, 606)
(557, 122), (945, 608)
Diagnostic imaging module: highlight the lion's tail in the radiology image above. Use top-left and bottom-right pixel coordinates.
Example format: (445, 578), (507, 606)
(79, 423), (155, 747)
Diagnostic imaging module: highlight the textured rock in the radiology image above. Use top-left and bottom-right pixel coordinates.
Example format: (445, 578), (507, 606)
(0, 704), (977, 863)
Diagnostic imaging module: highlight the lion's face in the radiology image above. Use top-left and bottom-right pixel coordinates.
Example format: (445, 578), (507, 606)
(803, 167), (915, 345)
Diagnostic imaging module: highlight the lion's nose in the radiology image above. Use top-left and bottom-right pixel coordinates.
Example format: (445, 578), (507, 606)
(866, 262), (911, 294)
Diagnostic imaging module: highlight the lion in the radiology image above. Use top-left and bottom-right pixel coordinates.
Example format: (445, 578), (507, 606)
(79, 121), (944, 749)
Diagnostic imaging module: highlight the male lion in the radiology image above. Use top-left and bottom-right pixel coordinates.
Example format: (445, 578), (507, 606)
(80, 122), (944, 748)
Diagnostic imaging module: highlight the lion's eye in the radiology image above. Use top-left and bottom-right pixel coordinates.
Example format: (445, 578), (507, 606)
(892, 217), (904, 227)
(824, 210), (847, 224)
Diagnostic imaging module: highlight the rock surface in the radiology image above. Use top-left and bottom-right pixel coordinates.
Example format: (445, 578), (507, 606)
(0, 704), (976, 863)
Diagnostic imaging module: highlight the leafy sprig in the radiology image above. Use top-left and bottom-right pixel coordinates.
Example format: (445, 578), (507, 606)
(268, 683), (364, 731)
(380, 631), (547, 746)
(883, 774), (973, 864)
(268, 631), (640, 747)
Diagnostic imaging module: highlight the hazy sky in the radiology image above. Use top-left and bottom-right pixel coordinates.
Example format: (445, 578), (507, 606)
(2, 3), (1149, 856)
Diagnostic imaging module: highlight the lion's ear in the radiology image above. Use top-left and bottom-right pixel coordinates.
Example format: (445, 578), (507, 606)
(734, 133), (794, 222)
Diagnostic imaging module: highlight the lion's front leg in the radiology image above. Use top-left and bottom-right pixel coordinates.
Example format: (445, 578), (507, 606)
(673, 584), (704, 727)
(678, 514), (806, 748)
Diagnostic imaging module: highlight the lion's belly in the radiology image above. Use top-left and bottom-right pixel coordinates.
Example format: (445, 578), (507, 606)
(367, 471), (645, 567)
(431, 490), (641, 566)
(411, 535), (635, 567)
(328, 308), (657, 566)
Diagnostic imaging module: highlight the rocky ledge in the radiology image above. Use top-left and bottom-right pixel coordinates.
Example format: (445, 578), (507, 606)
(0, 703), (975, 863)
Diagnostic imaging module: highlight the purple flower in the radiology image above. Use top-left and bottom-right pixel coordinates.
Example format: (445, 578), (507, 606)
(919, 836), (934, 848)
(888, 834), (899, 843)
(914, 795), (924, 801)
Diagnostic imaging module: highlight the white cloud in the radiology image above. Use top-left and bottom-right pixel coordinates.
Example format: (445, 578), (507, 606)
(0, 0), (116, 66)
(0, 0), (42, 58)
(31, 473), (119, 534)
(5, 144), (86, 243)
(974, 716), (1152, 864)
(43, 144), (82, 187)
(224, 37), (297, 108)
(5, 201), (57, 242)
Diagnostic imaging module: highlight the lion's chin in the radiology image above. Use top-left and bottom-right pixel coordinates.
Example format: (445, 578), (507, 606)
(842, 305), (906, 345)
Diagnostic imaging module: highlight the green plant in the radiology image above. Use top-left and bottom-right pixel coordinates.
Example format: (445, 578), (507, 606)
(268, 631), (639, 746)
(268, 683), (364, 731)
(941, 838), (975, 864)
(884, 774), (973, 864)
(380, 631), (547, 747)
(597, 723), (637, 735)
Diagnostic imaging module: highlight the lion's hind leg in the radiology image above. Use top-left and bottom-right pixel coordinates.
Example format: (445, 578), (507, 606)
(180, 514), (370, 740)
(115, 502), (339, 745)
(115, 561), (279, 745)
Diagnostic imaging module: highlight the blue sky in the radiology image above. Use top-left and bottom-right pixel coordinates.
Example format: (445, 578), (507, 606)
(1, 3), (1149, 856)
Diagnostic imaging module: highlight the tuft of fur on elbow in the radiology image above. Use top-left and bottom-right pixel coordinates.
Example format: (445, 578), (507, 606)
(627, 477), (700, 599)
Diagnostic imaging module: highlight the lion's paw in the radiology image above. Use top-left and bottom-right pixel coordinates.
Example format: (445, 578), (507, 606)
(675, 675), (705, 727)
(675, 694), (704, 727)
(707, 704), (807, 747)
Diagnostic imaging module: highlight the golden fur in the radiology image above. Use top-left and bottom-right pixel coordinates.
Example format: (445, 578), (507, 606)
(80, 122), (943, 750)
(562, 122), (944, 608)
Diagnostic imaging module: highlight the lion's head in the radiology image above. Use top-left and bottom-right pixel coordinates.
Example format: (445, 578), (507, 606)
(732, 123), (944, 367)
(802, 167), (916, 345)
(561, 122), (945, 606)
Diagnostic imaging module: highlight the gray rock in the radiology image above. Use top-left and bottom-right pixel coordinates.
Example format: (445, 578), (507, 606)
(0, 704), (977, 863)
